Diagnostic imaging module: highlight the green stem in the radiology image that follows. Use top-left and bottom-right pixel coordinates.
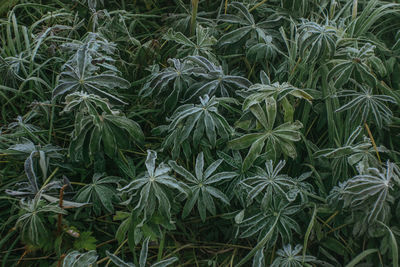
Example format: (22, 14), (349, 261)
(249, 0), (268, 12)
(303, 191), (327, 203)
(41, 167), (60, 189)
(352, 0), (358, 20)
(303, 203), (317, 263)
(157, 231), (165, 261)
(190, 0), (199, 36)
(48, 98), (56, 143)
(321, 65), (337, 145)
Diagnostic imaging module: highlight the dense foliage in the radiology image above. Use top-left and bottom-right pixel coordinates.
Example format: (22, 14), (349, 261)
(1, 0), (400, 266)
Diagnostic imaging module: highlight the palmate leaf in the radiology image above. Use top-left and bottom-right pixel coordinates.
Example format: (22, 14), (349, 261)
(288, 171), (314, 204)
(16, 196), (67, 246)
(118, 150), (187, 221)
(242, 82), (313, 110)
(216, 150), (257, 202)
(169, 152), (236, 222)
(68, 112), (143, 160)
(328, 43), (386, 88)
(327, 181), (348, 208)
(299, 20), (337, 62)
(161, 95), (232, 159)
(185, 56), (251, 99)
(5, 144), (64, 198)
(336, 82), (396, 128)
(243, 160), (295, 206)
(62, 91), (116, 114)
(345, 0), (400, 38)
(218, 2), (281, 47)
(63, 92), (144, 161)
(246, 35), (280, 62)
(271, 244), (316, 267)
(7, 139), (63, 160)
(60, 32), (116, 70)
(164, 25), (217, 62)
(140, 58), (202, 110)
(74, 173), (120, 215)
(228, 97), (303, 170)
(240, 197), (301, 245)
(315, 126), (384, 183)
(341, 161), (400, 223)
(7, 115), (40, 137)
(53, 36), (129, 105)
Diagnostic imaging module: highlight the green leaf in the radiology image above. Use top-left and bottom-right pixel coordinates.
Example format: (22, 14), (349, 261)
(242, 136), (265, 172)
(303, 203), (317, 262)
(63, 250), (98, 267)
(321, 237), (348, 256)
(237, 215), (279, 267)
(106, 250), (135, 267)
(344, 249), (378, 267)
(379, 222), (399, 267)
(140, 237), (150, 267)
(73, 231), (97, 251)
(228, 133), (264, 150)
(218, 27), (252, 47)
(74, 173), (119, 215)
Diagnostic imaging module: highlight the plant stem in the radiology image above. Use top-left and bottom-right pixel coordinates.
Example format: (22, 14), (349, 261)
(48, 97), (56, 143)
(352, 0), (358, 20)
(57, 184), (68, 234)
(41, 167), (59, 189)
(249, 0), (268, 12)
(190, 0), (199, 36)
(157, 231), (165, 261)
(103, 238), (128, 266)
(364, 122), (381, 164)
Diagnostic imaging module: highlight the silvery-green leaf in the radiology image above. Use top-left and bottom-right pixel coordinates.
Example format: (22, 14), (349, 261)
(63, 250), (98, 267)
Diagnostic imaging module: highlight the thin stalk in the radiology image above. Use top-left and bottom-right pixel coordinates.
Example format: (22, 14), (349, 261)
(303, 203), (317, 263)
(269, 243), (276, 264)
(352, 0), (358, 20)
(190, 0), (199, 36)
(321, 65), (337, 146)
(56, 254), (65, 267)
(57, 184), (68, 234)
(41, 167), (59, 189)
(48, 98), (56, 143)
(229, 248), (237, 266)
(103, 238), (128, 266)
(323, 210), (339, 226)
(249, 0), (268, 12)
(17, 248), (29, 265)
(157, 232), (165, 261)
(327, 223), (349, 234)
(303, 191), (327, 203)
(316, 216), (353, 253)
(364, 122), (381, 163)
